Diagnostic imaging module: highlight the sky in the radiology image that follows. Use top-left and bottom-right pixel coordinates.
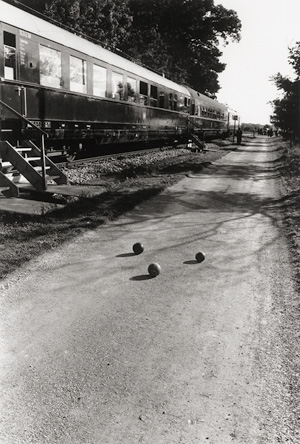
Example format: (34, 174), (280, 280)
(214, 0), (300, 124)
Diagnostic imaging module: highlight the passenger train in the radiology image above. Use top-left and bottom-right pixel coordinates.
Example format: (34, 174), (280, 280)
(0, 0), (238, 158)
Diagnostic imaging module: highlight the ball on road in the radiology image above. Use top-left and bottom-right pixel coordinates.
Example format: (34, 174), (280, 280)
(195, 251), (206, 263)
(148, 263), (161, 277)
(133, 242), (144, 255)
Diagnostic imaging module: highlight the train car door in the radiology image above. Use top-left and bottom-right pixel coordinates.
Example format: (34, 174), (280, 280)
(1, 29), (27, 141)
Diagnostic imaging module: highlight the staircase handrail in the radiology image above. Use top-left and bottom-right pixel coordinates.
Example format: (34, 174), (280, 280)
(0, 99), (48, 136)
(187, 116), (204, 130)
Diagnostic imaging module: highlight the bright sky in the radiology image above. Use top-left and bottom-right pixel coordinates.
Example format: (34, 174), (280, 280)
(215, 0), (300, 124)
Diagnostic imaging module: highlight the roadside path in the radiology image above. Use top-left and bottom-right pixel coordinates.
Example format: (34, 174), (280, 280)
(0, 137), (297, 443)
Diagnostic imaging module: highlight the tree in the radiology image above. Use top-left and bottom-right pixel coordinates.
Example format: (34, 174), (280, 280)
(122, 0), (241, 95)
(44, 0), (132, 50)
(271, 44), (300, 139)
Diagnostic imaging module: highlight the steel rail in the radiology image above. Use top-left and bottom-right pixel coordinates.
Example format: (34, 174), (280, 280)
(55, 145), (180, 168)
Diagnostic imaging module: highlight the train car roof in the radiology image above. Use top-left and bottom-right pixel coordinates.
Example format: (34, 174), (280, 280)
(186, 87), (227, 111)
(0, 0), (190, 95)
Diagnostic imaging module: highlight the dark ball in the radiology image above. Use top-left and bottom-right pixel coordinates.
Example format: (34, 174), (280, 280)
(148, 263), (161, 277)
(195, 252), (206, 263)
(133, 242), (144, 255)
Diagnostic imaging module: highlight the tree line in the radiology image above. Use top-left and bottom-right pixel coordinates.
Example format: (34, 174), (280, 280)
(11, 0), (241, 97)
(271, 44), (300, 140)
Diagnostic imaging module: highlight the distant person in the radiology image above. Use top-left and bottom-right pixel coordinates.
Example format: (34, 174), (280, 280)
(236, 127), (242, 145)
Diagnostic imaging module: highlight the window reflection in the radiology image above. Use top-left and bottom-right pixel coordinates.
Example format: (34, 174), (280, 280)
(127, 77), (136, 102)
(40, 45), (62, 88)
(70, 56), (87, 93)
(93, 65), (107, 97)
(112, 72), (124, 99)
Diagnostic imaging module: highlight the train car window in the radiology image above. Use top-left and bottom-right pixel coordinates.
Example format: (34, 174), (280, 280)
(93, 64), (107, 97)
(159, 91), (165, 108)
(179, 96), (184, 110)
(168, 93), (173, 110)
(70, 56), (87, 93)
(174, 94), (178, 111)
(4, 32), (16, 80)
(179, 96), (188, 112)
(139, 81), (148, 105)
(112, 72), (124, 100)
(40, 45), (62, 88)
(150, 85), (158, 107)
(127, 77), (136, 102)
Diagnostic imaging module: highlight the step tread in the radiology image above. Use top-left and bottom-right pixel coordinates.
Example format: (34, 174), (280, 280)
(25, 157), (41, 162)
(34, 166), (51, 171)
(1, 161), (12, 167)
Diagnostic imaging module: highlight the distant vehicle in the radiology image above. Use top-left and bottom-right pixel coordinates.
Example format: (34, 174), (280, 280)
(0, 0), (236, 158)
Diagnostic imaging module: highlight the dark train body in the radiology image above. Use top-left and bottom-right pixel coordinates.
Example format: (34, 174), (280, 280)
(0, 0), (235, 158)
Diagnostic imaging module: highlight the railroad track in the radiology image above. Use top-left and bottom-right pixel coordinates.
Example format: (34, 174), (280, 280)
(55, 145), (181, 168)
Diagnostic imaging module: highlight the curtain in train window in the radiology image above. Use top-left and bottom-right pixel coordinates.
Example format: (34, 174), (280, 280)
(173, 94), (178, 111)
(70, 56), (87, 93)
(139, 81), (148, 105)
(40, 45), (62, 88)
(93, 65), (106, 97)
(112, 72), (124, 99)
(159, 91), (165, 108)
(127, 77), (136, 102)
(4, 32), (16, 80)
(150, 85), (158, 107)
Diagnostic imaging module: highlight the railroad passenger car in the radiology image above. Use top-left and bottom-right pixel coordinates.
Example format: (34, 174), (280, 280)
(186, 87), (228, 139)
(0, 0), (230, 158)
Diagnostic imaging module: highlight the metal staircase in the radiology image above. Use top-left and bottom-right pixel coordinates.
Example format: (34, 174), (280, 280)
(189, 133), (206, 152)
(0, 140), (68, 197)
(187, 117), (207, 152)
(0, 98), (68, 199)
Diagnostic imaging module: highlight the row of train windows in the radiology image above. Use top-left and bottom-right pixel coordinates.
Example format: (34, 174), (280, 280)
(3, 31), (190, 111)
(192, 104), (225, 120)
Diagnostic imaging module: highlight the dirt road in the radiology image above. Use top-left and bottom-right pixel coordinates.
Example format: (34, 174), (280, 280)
(0, 137), (298, 443)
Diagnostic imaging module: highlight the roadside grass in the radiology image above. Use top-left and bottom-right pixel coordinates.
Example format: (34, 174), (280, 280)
(269, 141), (300, 431)
(280, 143), (300, 283)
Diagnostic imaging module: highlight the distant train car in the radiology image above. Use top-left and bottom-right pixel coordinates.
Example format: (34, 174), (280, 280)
(186, 87), (228, 139)
(226, 108), (240, 134)
(0, 0), (231, 157)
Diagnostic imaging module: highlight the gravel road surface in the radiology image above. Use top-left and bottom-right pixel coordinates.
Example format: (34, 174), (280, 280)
(0, 137), (298, 443)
